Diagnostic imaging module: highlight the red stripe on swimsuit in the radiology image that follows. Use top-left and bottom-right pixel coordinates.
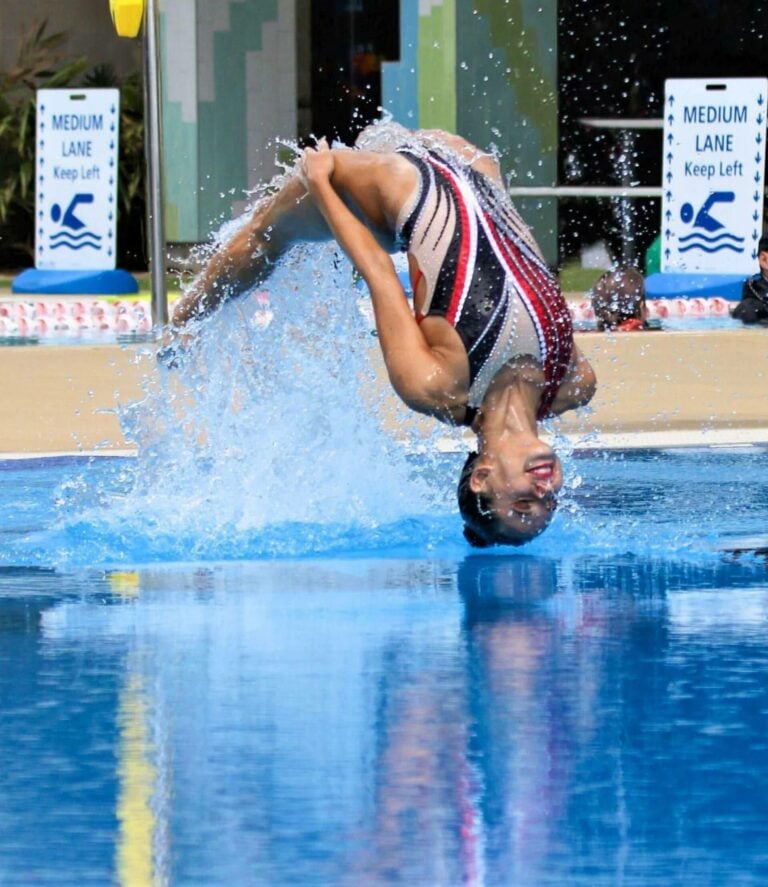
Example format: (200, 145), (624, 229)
(397, 147), (573, 420)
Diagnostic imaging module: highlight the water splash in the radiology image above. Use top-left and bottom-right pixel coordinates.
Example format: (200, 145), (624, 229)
(36, 241), (464, 565)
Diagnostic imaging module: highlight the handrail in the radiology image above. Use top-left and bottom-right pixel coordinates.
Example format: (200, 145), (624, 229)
(508, 186), (662, 198)
(578, 117), (663, 130)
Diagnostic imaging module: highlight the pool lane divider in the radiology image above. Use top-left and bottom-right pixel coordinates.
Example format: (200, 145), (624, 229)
(0, 294), (735, 339)
(0, 450), (139, 464)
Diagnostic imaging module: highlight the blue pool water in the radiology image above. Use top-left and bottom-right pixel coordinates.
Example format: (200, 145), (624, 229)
(3, 242), (768, 884)
(2, 448), (768, 886)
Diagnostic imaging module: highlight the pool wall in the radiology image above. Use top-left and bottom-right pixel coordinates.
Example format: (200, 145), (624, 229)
(0, 327), (765, 455)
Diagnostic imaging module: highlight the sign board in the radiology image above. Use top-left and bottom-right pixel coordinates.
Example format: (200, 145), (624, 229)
(35, 89), (120, 271)
(661, 77), (768, 274)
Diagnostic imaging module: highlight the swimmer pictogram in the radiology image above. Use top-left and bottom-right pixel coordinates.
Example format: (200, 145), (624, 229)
(662, 77), (766, 272)
(678, 191), (745, 254)
(48, 193), (103, 252)
(34, 88), (120, 271)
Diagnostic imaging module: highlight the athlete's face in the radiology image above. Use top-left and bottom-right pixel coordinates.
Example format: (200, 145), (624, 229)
(470, 439), (563, 542)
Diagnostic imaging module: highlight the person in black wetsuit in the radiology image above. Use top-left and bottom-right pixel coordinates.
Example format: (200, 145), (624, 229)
(732, 237), (768, 325)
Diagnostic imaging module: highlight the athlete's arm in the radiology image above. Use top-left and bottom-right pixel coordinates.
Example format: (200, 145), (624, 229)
(302, 144), (466, 416)
(547, 345), (597, 415)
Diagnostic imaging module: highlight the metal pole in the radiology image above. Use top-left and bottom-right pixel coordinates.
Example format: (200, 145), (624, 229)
(143, 0), (167, 327)
(618, 129), (637, 266)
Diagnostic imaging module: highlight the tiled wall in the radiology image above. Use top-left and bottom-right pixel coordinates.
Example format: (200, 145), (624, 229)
(160, 0), (297, 243)
(381, 0), (558, 263)
(156, 0), (554, 259)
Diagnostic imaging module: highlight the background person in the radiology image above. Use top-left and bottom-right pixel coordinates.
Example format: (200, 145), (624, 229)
(589, 267), (649, 331)
(732, 237), (768, 325)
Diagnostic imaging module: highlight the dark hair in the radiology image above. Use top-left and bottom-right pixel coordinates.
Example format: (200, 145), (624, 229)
(759, 236), (768, 254)
(456, 452), (527, 548)
(590, 267), (646, 331)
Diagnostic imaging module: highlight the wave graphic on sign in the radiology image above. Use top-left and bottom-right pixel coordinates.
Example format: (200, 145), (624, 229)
(48, 229), (103, 251)
(678, 230), (745, 254)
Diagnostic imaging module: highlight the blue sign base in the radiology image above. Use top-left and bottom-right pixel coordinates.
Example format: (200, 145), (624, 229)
(11, 268), (139, 296)
(645, 272), (744, 301)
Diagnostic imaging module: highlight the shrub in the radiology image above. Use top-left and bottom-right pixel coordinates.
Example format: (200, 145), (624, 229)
(0, 22), (147, 269)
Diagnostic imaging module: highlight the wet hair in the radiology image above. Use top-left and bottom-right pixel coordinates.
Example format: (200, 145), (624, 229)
(456, 452), (528, 548)
(590, 267), (646, 331)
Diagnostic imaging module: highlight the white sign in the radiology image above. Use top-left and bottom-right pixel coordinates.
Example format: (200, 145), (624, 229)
(35, 89), (120, 271)
(661, 77), (768, 274)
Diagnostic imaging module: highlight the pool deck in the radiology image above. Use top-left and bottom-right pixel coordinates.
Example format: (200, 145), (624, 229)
(0, 301), (766, 456)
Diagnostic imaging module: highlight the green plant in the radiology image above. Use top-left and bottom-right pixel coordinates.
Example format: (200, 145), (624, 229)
(0, 22), (147, 269)
(0, 22), (88, 265)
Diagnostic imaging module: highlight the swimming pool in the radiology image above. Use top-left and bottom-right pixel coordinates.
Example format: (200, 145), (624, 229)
(2, 447), (768, 885)
(2, 239), (767, 883)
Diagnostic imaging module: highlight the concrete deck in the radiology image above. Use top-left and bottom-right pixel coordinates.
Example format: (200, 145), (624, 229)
(0, 327), (765, 456)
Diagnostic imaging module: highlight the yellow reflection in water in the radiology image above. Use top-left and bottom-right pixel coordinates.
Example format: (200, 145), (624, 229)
(108, 571), (142, 599)
(116, 671), (156, 887)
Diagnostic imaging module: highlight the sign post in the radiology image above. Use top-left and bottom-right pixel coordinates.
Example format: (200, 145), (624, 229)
(37, 89), (120, 271)
(12, 88), (138, 295)
(662, 77), (768, 275)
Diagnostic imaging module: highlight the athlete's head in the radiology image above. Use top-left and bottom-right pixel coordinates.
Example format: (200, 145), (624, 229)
(457, 442), (562, 547)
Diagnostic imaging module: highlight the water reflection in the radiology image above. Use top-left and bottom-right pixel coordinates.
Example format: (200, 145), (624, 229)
(1, 558), (768, 884)
(459, 555), (768, 885)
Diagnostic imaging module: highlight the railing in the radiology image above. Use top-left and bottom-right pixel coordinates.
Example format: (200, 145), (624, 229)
(509, 117), (665, 264)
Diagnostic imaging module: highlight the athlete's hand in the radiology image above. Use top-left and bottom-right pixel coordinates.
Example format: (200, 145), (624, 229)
(301, 138), (335, 189)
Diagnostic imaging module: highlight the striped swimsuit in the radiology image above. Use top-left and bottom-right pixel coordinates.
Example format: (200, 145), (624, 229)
(395, 148), (573, 420)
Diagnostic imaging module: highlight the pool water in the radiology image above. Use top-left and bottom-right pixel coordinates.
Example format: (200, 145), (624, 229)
(2, 448), (768, 886)
(2, 239), (768, 884)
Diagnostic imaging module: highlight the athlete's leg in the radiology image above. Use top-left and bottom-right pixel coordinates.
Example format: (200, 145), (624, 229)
(415, 129), (503, 183)
(354, 123), (503, 185)
(171, 170), (333, 328)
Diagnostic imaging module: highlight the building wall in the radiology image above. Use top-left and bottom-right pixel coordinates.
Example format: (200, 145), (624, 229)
(381, 0), (558, 265)
(160, 0), (297, 244)
(0, 0), (140, 78)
